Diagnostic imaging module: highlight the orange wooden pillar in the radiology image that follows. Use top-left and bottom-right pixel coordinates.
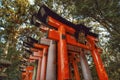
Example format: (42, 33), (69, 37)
(22, 72), (27, 80)
(69, 53), (80, 80)
(29, 48), (43, 80)
(87, 35), (108, 80)
(57, 26), (70, 80)
(22, 66), (34, 80)
(36, 58), (42, 80)
(23, 66), (34, 80)
(27, 66), (34, 80)
(72, 60), (80, 80)
(29, 55), (41, 80)
(47, 17), (71, 80)
(33, 44), (48, 80)
(40, 48), (48, 80)
(34, 51), (43, 80)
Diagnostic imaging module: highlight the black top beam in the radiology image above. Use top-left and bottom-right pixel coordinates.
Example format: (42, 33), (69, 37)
(32, 4), (98, 38)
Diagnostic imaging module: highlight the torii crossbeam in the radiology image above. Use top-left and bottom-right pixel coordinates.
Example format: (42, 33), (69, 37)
(31, 4), (108, 80)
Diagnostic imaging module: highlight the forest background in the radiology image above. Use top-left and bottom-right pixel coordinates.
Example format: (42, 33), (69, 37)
(0, 0), (120, 80)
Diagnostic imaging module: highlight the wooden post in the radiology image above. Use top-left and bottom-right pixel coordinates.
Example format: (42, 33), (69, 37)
(57, 26), (70, 80)
(46, 40), (57, 80)
(40, 48), (48, 80)
(80, 51), (92, 80)
(87, 35), (108, 80)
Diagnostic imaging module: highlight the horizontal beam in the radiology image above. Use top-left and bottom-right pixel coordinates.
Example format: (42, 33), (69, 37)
(33, 43), (48, 49)
(48, 29), (60, 41)
(29, 55), (40, 60)
(37, 4), (76, 32)
(33, 51), (43, 57)
(67, 44), (81, 53)
(40, 38), (51, 45)
(66, 34), (90, 50)
(48, 30), (90, 50)
(48, 16), (75, 34)
(33, 4), (98, 38)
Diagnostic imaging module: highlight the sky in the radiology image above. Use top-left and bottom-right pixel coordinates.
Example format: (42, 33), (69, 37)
(28, 0), (35, 5)
(0, 0), (2, 6)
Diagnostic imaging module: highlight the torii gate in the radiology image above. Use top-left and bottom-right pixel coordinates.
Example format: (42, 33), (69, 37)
(31, 4), (108, 80)
(21, 66), (34, 80)
(23, 39), (49, 80)
(22, 37), (57, 80)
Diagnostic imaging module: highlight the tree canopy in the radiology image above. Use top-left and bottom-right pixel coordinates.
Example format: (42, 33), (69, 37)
(0, 0), (120, 80)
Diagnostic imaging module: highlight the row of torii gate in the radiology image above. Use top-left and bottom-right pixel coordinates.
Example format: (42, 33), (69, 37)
(21, 4), (108, 80)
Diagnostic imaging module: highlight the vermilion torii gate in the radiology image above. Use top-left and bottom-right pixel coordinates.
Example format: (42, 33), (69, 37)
(22, 37), (57, 80)
(21, 66), (34, 80)
(23, 41), (48, 80)
(31, 4), (108, 80)
(23, 38), (50, 80)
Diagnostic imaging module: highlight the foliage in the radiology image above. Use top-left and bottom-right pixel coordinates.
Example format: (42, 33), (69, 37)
(51, 0), (120, 79)
(0, 0), (120, 80)
(0, 0), (42, 79)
